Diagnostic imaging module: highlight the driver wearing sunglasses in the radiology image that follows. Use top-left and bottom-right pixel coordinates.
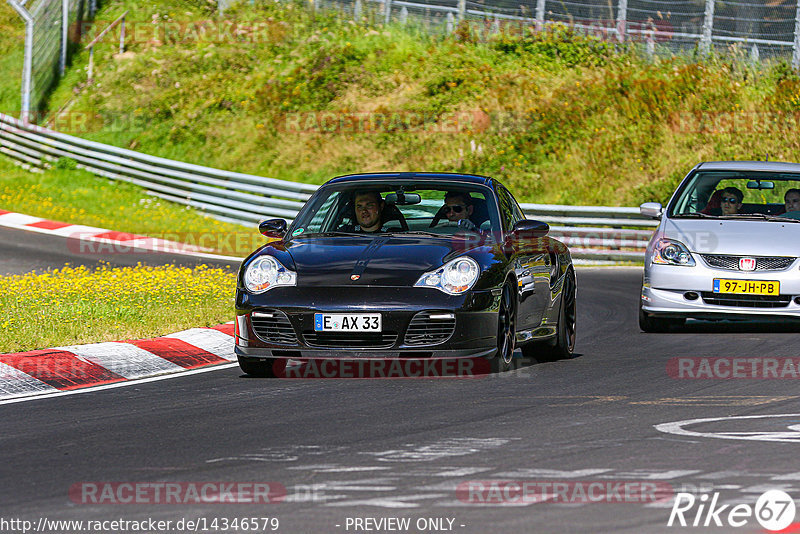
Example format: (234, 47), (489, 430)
(719, 186), (743, 215)
(442, 191), (477, 230)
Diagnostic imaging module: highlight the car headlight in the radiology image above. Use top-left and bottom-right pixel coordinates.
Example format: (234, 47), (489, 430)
(651, 238), (695, 266)
(414, 256), (480, 295)
(243, 256), (296, 293)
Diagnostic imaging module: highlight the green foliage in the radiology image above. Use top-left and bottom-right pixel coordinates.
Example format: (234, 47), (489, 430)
(14, 0), (800, 208)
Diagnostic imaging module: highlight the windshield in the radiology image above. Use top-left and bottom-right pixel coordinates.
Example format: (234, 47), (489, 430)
(289, 182), (501, 240)
(669, 171), (800, 221)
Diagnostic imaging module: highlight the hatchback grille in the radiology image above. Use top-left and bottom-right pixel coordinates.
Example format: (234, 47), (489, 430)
(701, 255), (795, 271)
(251, 310), (298, 344)
(302, 332), (398, 348)
(404, 312), (456, 346)
(700, 292), (791, 308)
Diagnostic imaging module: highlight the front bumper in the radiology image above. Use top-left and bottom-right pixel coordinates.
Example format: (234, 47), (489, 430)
(642, 257), (800, 319)
(235, 286), (500, 360)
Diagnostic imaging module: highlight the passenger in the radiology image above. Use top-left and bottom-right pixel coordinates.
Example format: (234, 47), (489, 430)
(351, 191), (385, 233)
(442, 191), (477, 230)
(782, 188), (800, 219)
(719, 186), (744, 215)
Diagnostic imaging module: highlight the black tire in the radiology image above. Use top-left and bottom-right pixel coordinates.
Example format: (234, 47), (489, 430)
(638, 299), (684, 333)
(522, 268), (576, 362)
(237, 356), (278, 377)
(490, 283), (516, 373)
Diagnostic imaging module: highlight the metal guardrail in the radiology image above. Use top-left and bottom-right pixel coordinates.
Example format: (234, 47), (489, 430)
(0, 111), (654, 261)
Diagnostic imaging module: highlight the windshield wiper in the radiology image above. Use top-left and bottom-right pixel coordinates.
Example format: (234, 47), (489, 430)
(672, 212), (716, 218)
(723, 213), (800, 223)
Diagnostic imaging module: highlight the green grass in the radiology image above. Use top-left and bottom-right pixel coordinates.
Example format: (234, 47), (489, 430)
(0, 263), (236, 353)
(20, 0), (800, 208)
(0, 2), (25, 114)
(0, 155), (263, 256)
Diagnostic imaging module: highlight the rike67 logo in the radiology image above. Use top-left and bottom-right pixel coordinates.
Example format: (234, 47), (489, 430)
(668, 490), (796, 531)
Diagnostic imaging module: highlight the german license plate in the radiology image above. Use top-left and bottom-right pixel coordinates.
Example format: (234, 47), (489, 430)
(314, 313), (382, 332)
(713, 279), (780, 295)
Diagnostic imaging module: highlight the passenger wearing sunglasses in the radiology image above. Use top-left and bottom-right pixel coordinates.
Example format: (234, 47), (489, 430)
(719, 186), (743, 215)
(442, 191), (477, 230)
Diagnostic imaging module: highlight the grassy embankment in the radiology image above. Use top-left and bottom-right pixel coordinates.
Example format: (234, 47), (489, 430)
(0, 263), (237, 353)
(0, 2), (250, 352)
(23, 0), (800, 208)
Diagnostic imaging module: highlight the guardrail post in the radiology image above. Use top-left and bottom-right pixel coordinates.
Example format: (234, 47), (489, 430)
(446, 12), (454, 33)
(646, 26), (655, 58)
(60, 0), (68, 76)
(615, 0), (627, 42)
(457, 0), (465, 23)
(7, 0), (33, 122)
(535, 0), (545, 31)
(120, 14), (126, 53)
(793, 0), (800, 70)
(492, 15), (499, 35)
(399, 6), (408, 25)
(384, 0), (391, 24)
(700, 0), (715, 55)
(353, 0), (362, 21)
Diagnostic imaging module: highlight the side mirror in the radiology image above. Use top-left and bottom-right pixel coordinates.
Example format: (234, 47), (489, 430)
(511, 219), (550, 238)
(640, 202), (663, 218)
(259, 218), (287, 238)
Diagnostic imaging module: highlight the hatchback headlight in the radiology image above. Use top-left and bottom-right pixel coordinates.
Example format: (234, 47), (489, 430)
(652, 238), (695, 266)
(415, 256), (480, 295)
(244, 256), (296, 293)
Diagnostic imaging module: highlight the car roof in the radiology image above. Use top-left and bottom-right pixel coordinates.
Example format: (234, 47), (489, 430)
(695, 161), (800, 173)
(324, 172), (492, 186)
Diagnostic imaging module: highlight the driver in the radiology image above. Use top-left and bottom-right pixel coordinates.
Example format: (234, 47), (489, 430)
(351, 191), (385, 233)
(442, 191), (477, 230)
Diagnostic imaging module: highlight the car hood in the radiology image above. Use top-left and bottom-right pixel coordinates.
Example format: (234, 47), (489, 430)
(282, 234), (485, 286)
(663, 218), (800, 256)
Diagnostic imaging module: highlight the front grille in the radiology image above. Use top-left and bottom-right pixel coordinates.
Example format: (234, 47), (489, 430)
(302, 332), (398, 348)
(700, 292), (791, 308)
(404, 312), (456, 346)
(251, 310), (298, 344)
(701, 254), (795, 271)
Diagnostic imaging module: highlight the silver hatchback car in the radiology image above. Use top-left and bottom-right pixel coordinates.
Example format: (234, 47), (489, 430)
(640, 161), (800, 332)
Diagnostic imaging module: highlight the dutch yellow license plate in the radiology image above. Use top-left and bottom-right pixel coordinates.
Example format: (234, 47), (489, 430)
(713, 279), (780, 295)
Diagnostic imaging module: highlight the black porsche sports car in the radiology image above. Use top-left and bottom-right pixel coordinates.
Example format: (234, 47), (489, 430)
(234, 173), (576, 376)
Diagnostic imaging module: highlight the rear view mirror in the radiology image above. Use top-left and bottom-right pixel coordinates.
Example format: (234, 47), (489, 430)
(640, 202), (663, 218)
(259, 218), (287, 238)
(747, 180), (774, 190)
(512, 219), (550, 238)
(384, 192), (421, 205)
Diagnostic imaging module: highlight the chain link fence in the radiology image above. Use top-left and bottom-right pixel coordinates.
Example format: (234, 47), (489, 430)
(7, 0), (800, 123)
(7, 0), (92, 121)
(313, 0), (800, 61)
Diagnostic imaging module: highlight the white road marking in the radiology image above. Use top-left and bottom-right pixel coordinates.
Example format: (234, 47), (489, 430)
(54, 342), (184, 379)
(0, 213), (42, 225)
(0, 362), (58, 399)
(165, 328), (237, 361)
(655, 413), (800, 443)
(325, 494), (448, 508)
(0, 363), (238, 406)
(361, 438), (513, 462)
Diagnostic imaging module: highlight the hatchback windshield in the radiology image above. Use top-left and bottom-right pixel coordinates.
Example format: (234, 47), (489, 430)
(289, 182), (502, 239)
(669, 171), (800, 220)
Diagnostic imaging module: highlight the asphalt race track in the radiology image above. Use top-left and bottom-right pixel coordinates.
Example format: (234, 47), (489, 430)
(3, 225), (800, 533)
